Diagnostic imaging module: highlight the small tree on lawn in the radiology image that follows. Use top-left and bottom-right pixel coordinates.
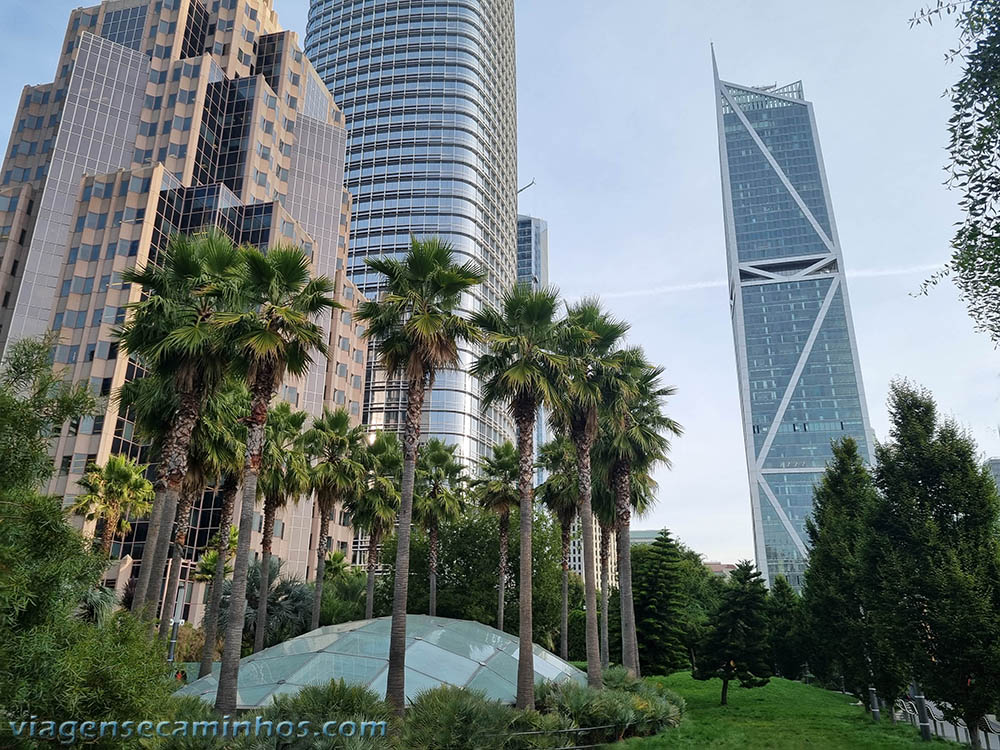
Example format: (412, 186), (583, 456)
(695, 560), (770, 706)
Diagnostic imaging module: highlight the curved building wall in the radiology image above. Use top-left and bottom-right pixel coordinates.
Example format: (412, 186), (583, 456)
(305, 0), (517, 461)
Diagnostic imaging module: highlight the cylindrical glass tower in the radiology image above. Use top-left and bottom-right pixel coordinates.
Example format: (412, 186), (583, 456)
(305, 0), (518, 461)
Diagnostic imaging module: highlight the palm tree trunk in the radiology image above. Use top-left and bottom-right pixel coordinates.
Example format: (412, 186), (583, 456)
(255, 494), (279, 652)
(560, 518), (570, 661)
(310, 502), (330, 631)
(614, 460), (640, 677)
(101, 508), (120, 560)
(365, 527), (379, 620)
(428, 520), (438, 617)
(600, 521), (611, 669)
(134, 386), (202, 616)
(216, 373), (273, 715)
(134, 487), (179, 617)
(498, 510), (509, 632)
(572, 422), (602, 689)
(386, 373), (427, 717)
(199, 475), (238, 679)
(158, 481), (199, 640)
(514, 401), (536, 710)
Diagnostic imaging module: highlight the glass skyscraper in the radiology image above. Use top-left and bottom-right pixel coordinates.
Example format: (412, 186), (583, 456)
(304, 0), (518, 462)
(516, 214), (548, 481)
(714, 54), (874, 589)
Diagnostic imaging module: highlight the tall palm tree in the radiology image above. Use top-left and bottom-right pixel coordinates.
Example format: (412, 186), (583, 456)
(414, 438), (465, 616)
(304, 407), (367, 632)
(120, 373), (246, 639)
(72, 455), (153, 559)
(348, 431), (401, 620)
(536, 436), (578, 661)
(118, 231), (241, 615)
(214, 246), (336, 714)
(254, 402), (309, 653)
(471, 283), (564, 710)
(161, 380), (246, 641)
(355, 236), (484, 715)
(472, 440), (518, 631)
(551, 297), (630, 689)
(603, 349), (680, 677)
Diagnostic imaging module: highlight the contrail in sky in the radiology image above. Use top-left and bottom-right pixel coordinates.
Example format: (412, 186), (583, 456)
(584, 263), (943, 301)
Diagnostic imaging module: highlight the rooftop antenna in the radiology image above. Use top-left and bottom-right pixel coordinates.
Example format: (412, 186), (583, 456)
(517, 178), (536, 194)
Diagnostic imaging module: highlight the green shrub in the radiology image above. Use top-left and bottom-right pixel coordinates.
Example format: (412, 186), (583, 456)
(505, 710), (577, 749)
(230, 680), (395, 749)
(602, 665), (642, 693)
(399, 685), (516, 750)
(535, 681), (635, 744)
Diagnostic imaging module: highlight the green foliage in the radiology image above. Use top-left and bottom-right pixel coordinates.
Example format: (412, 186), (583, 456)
(673, 543), (724, 669)
(0, 334), (95, 493)
(231, 680), (395, 749)
(633, 530), (688, 674)
(218, 557), (312, 652)
(357, 236), (484, 383)
(867, 380), (1000, 729)
(0, 493), (172, 749)
(913, 0), (1000, 344)
(766, 576), (805, 680)
(320, 565), (367, 627)
(374, 508), (566, 646)
(802, 436), (892, 698)
(400, 686), (521, 750)
(693, 561), (771, 705)
(535, 676), (683, 745)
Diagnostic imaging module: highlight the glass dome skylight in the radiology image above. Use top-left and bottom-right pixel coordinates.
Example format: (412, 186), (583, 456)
(176, 615), (585, 709)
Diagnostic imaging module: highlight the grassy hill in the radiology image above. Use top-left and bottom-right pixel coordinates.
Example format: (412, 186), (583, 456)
(621, 673), (953, 748)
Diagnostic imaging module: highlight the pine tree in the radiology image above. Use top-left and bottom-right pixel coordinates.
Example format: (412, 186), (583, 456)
(767, 575), (804, 679)
(868, 381), (1000, 747)
(694, 560), (770, 706)
(802, 437), (885, 696)
(632, 529), (687, 674)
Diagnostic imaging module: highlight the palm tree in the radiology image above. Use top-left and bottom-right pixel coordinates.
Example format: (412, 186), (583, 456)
(471, 283), (564, 710)
(550, 298), (630, 689)
(218, 557), (312, 652)
(355, 236), (484, 715)
(213, 246), (337, 714)
(305, 407), (368, 631)
(472, 440), (518, 630)
(414, 438), (466, 616)
(602, 348), (680, 677)
(72, 455), (153, 559)
(536, 436), (578, 660)
(348, 431), (401, 620)
(592, 451), (618, 669)
(118, 231), (242, 615)
(254, 402), (310, 653)
(119, 373), (246, 639)
(198, 477), (240, 678)
(162, 380), (246, 641)
(198, 515), (239, 678)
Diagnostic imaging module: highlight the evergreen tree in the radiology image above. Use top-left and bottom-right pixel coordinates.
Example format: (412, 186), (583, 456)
(801, 436), (899, 701)
(694, 560), (770, 706)
(868, 381), (1000, 747)
(767, 575), (805, 679)
(632, 529), (687, 674)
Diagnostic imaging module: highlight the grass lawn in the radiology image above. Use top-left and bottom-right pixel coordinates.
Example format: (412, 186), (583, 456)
(620, 673), (953, 748)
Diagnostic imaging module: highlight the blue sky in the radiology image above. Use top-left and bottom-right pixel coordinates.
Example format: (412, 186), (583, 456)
(2, 1), (997, 563)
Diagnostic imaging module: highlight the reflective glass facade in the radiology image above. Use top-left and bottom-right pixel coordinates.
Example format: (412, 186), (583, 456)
(305, 0), (518, 462)
(714, 63), (874, 590)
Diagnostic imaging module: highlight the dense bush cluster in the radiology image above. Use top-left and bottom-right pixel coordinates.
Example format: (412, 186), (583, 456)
(138, 670), (684, 750)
